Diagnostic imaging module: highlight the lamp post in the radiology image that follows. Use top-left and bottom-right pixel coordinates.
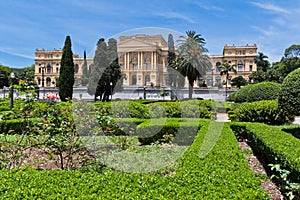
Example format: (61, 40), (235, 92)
(211, 68), (215, 88)
(39, 66), (45, 99)
(10, 72), (15, 110)
(110, 82), (113, 101)
(143, 85), (146, 99)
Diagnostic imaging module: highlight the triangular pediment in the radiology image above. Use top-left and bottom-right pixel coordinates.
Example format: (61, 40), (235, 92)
(118, 38), (157, 48)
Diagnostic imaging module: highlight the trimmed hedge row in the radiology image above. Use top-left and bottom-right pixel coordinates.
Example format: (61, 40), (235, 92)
(229, 100), (293, 125)
(281, 126), (300, 139)
(0, 120), (269, 199)
(231, 122), (300, 182)
(95, 100), (214, 119)
(136, 118), (201, 145)
(0, 118), (40, 134)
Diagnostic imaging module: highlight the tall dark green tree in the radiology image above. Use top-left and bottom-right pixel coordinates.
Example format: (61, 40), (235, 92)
(95, 38), (121, 101)
(177, 30), (211, 99)
(0, 65), (11, 89)
(57, 36), (75, 101)
(81, 50), (89, 86)
(88, 38), (122, 101)
(167, 34), (178, 99)
(230, 76), (247, 89)
(87, 38), (108, 97)
(255, 52), (269, 72)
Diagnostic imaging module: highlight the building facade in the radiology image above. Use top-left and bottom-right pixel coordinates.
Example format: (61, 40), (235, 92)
(117, 34), (169, 87)
(34, 48), (93, 88)
(34, 36), (257, 89)
(205, 44), (257, 87)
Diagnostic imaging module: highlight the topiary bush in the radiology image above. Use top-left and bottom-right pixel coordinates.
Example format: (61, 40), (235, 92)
(234, 84), (254, 103)
(234, 82), (280, 103)
(247, 82), (281, 102)
(279, 68), (300, 116)
(230, 100), (294, 125)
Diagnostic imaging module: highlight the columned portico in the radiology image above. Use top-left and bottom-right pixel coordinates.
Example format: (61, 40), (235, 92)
(117, 35), (168, 87)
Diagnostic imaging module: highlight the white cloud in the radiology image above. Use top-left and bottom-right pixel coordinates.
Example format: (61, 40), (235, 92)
(251, 26), (278, 37)
(0, 48), (34, 60)
(194, 2), (224, 11)
(250, 2), (290, 14)
(154, 11), (195, 23)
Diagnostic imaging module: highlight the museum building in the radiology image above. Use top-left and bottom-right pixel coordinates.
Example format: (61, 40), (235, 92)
(34, 34), (257, 88)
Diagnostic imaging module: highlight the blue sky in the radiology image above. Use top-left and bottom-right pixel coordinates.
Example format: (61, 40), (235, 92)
(1, 0), (299, 68)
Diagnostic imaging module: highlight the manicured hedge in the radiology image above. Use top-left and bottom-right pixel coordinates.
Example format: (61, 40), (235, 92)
(281, 126), (300, 139)
(0, 118), (40, 134)
(136, 118), (201, 145)
(95, 100), (214, 119)
(231, 122), (300, 182)
(0, 120), (269, 199)
(234, 82), (281, 103)
(278, 68), (300, 116)
(229, 100), (293, 125)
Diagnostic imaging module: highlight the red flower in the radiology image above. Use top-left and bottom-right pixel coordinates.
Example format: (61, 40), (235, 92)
(106, 127), (110, 131)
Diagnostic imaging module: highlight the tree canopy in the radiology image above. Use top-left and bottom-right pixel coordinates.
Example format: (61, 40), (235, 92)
(284, 44), (300, 59)
(176, 30), (211, 99)
(88, 38), (122, 101)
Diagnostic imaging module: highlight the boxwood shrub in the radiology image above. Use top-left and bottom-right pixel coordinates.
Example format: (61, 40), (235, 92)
(278, 68), (300, 116)
(136, 118), (200, 145)
(230, 99), (294, 125)
(0, 118), (39, 134)
(234, 82), (280, 103)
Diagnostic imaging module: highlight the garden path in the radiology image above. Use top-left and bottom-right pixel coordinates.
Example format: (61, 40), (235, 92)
(293, 116), (300, 125)
(215, 112), (230, 122)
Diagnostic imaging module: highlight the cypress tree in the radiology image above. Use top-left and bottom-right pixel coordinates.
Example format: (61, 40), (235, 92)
(81, 50), (89, 86)
(94, 38), (121, 101)
(57, 35), (75, 101)
(167, 34), (177, 99)
(87, 38), (108, 97)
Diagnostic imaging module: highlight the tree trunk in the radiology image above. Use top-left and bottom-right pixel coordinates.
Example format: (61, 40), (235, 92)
(188, 79), (194, 99)
(225, 74), (229, 100)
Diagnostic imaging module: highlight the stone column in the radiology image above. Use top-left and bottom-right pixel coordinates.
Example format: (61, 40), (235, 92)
(151, 51), (154, 69)
(138, 52), (140, 69)
(141, 52), (143, 70)
(154, 52), (157, 69)
(124, 52), (127, 70)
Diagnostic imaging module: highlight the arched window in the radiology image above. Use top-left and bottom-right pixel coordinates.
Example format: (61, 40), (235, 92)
(216, 76), (221, 83)
(198, 77), (203, 84)
(74, 64), (79, 74)
(38, 78), (41, 85)
(145, 75), (150, 83)
(46, 77), (51, 87)
(238, 61), (243, 71)
(216, 62), (221, 72)
(206, 76), (212, 86)
(47, 64), (52, 74)
(132, 75), (137, 85)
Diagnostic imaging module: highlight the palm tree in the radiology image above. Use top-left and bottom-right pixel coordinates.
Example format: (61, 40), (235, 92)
(255, 52), (269, 72)
(177, 30), (212, 99)
(218, 61), (237, 100)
